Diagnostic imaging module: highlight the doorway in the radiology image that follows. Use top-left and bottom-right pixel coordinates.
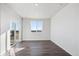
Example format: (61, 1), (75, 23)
(10, 22), (19, 46)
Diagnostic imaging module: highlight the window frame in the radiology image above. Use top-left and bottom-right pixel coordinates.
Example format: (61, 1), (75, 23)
(31, 20), (43, 32)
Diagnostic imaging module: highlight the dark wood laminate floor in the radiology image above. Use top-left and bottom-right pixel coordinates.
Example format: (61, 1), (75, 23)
(11, 40), (71, 56)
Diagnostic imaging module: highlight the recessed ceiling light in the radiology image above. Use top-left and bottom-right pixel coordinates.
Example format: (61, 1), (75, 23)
(34, 3), (38, 6)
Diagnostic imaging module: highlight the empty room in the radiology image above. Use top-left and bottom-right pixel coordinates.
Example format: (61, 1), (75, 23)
(0, 3), (79, 56)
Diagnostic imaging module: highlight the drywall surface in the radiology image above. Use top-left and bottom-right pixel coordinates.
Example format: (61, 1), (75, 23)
(51, 4), (79, 56)
(22, 18), (50, 40)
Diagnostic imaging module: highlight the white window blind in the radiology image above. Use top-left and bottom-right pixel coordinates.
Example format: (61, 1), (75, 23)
(31, 20), (43, 32)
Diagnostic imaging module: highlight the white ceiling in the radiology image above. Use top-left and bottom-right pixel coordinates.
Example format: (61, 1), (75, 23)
(9, 3), (68, 19)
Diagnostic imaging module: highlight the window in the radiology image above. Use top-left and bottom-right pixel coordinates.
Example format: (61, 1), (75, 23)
(31, 20), (43, 32)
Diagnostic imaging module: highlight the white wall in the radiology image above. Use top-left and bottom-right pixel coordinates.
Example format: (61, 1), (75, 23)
(0, 32), (6, 55)
(51, 4), (79, 56)
(22, 18), (50, 40)
(0, 4), (1, 55)
(0, 4), (21, 55)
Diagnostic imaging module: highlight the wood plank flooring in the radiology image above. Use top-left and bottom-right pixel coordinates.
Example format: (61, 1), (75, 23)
(10, 40), (71, 56)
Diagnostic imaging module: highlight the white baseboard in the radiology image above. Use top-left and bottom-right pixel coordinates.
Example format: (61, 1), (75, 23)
(22, 39), (50, 41)
(51, 40), (72, 56)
